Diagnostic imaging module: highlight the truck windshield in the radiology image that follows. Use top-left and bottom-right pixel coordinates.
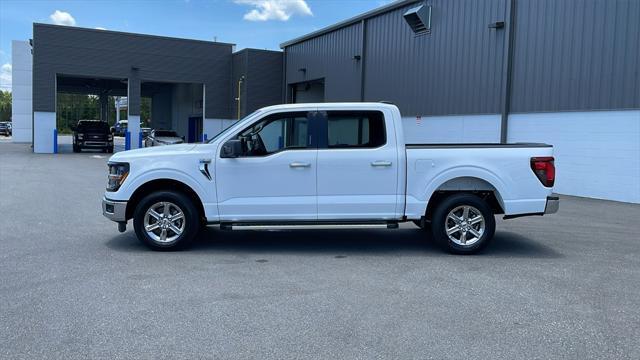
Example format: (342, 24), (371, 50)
(78, 122), (109, 131)
(207, 110), (263, 144)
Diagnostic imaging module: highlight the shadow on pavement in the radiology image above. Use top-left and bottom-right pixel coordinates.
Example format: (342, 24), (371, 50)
(106, 226), (563, 259)
(486, 231), (564, 259)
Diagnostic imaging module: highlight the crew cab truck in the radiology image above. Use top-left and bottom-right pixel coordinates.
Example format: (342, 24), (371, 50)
(102, 103), (558, 254)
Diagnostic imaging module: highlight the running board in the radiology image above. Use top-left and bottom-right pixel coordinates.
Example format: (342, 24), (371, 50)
(218, 220), (401, 230)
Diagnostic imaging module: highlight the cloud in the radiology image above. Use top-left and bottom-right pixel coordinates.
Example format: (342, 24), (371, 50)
(49, 10), (76, 26)
(0, 63), (12, 91)
(95, 27), (107, 30)
(234, 0), (312, 21)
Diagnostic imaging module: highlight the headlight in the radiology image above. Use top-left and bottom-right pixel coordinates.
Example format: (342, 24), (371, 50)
(77, 134), (84, 140)
(107, 162), (129, 191)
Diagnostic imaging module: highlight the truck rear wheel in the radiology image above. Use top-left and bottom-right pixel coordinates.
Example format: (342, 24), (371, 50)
(133, 191), (200, 251)
(431, 193), (495, 254)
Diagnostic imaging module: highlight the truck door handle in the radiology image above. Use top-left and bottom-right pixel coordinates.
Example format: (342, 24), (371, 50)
(371, 160), (392, 167)
(289, 162), (311, 168)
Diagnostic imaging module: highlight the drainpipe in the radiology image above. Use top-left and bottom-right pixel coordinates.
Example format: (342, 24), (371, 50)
(499, 0), (516, 143)
(359, 19), (367, 102)
(236, 76), (245, 120)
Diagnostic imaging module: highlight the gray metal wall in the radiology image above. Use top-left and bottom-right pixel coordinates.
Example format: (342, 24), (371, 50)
(510, 0), (640, 112)
(364, 0), (506, 115)
(32, 24), (233, 118)
(283, 0), (640, 116)
(232, 51), (248, 119)
(232, 49), (283, 118)
(285, 22), (363, 102)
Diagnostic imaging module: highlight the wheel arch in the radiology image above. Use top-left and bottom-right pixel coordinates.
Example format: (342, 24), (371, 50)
(422, 175), (507, 221)
(125, 179), (205, 221)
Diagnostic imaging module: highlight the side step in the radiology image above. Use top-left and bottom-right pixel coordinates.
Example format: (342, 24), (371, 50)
(218, 220), (401, 230)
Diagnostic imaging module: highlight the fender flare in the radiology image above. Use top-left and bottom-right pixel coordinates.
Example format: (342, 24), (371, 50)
(122, 169), (210, 204)
(419, 166), (510, 213)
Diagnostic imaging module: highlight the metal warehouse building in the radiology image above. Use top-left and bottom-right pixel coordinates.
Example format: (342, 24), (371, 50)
(280, 0), (639, 203)
(11, 0), (640, 203)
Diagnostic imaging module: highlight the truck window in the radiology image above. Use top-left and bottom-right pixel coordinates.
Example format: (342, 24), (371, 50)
(238, 112), (309, 156)
(326, 111), (386, 148)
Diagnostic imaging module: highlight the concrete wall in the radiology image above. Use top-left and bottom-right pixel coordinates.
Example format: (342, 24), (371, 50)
(11, 40), (32, 143)
(402, 114), (501, 144)
(508, 110), (640, 204)
(32, 112), (55, 153)
(203, 118), (237, 140)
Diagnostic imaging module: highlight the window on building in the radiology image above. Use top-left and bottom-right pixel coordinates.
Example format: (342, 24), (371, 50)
(326, 111), (386, 148)
(238, 112), (309, 156)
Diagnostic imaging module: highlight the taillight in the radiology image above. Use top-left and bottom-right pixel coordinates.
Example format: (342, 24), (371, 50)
(530, 157), (555, 187)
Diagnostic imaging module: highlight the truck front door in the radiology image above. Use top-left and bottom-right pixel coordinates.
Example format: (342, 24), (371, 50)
(215, 111), (318, 221)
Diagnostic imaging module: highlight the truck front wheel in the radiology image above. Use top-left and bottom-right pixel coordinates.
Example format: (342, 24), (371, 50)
(133, 191), (200, 251)
(431, 193), (495, 254)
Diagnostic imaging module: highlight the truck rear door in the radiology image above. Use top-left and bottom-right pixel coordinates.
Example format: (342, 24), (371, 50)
(316, 109), (399, 220)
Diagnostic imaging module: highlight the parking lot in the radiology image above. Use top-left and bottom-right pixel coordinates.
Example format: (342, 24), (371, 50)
(1, 141), (639, 359)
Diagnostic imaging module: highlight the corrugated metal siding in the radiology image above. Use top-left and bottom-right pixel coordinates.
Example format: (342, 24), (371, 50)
(246, 50), (283, 114)
(510, 0), (640, 112)
(232, 51), (248, 119)
(33, 24), (232, 118)
(285, 22), (363, 102)
(364, 0), (506, 116)
(232, 49), (283, 118)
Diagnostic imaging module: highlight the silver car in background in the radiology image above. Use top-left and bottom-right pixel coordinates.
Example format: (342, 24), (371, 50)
(144, 129), (184, 147)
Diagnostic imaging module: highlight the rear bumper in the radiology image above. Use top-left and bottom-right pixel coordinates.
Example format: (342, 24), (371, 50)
(102, 197), (127, 222)
(503, 196), (559, 219)
(544, 196), (560, 214)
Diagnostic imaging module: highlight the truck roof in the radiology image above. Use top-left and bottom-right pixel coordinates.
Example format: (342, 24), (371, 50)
(258, 102), (399, 113)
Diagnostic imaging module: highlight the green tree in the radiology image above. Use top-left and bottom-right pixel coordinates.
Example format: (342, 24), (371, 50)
(141, 97), (151, 127)
(0, 90), (11, 122)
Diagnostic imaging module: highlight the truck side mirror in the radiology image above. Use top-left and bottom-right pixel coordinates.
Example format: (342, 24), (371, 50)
(221, 139), (243, 158)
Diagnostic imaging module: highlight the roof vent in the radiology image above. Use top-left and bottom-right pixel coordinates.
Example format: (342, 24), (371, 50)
(403, 4), (431, 35)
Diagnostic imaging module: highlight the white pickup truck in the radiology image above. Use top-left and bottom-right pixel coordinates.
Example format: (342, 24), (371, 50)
(102, 103), (558, 254)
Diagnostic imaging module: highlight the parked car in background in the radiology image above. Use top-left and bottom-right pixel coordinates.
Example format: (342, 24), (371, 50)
(111, 120), (128, 137)
(102, 102), (558, 253)
(144, 130), (184, 147)
(0, 122), (11, 136)
(141, 127), (152, 139)
(73, 120), (113, 153)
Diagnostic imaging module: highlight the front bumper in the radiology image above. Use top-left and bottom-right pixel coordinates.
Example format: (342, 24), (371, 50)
(544, 196), (560, 214)
(79, 141), (113, 148)
(102, 197), (127, 222)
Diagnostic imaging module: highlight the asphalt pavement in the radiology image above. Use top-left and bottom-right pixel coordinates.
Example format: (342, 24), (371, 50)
(1, 142), (639, 359)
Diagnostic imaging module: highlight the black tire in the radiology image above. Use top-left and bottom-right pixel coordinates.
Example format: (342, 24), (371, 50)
(133, 191), (201, 251)
(431, 193), (495, 255)
(73, 144), (80, 153)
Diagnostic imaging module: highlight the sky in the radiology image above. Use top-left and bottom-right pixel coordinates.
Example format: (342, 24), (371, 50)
(0, 0), (393, 91)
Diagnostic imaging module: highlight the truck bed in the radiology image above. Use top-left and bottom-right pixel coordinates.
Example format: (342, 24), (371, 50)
(403, 143), (554, 218)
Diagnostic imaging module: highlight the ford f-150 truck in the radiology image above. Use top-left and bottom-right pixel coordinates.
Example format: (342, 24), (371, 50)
(102, 103), (558, 254)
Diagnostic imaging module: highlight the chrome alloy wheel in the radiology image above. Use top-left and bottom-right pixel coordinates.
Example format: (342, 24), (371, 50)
(445, 205), (485, 246)
(143, 202), (185, 244)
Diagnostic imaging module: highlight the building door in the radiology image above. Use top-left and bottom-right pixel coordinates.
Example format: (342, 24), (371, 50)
(291, 79), (325, 103)
(188, 116), (202, 142)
